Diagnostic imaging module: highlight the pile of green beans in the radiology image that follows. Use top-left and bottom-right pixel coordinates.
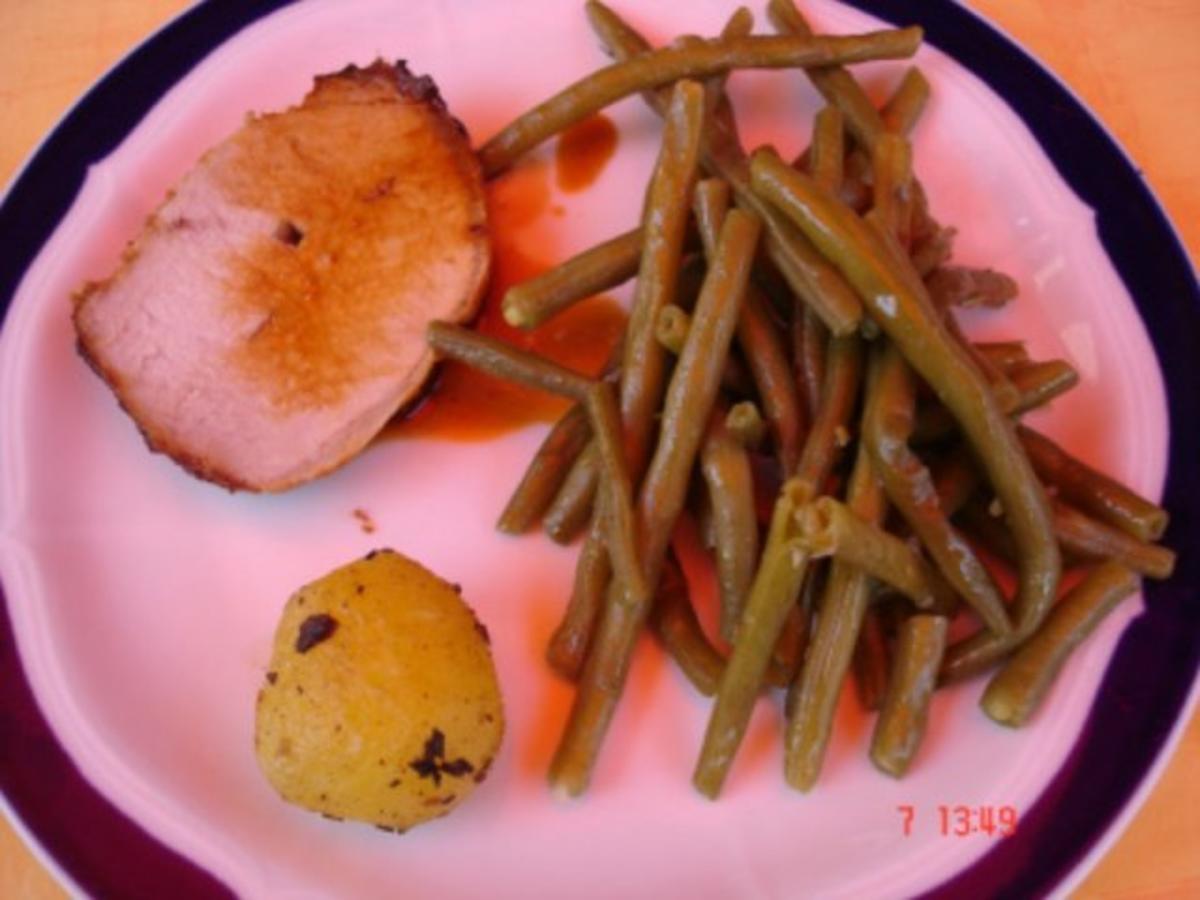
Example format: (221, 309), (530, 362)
(425, 0), (1173, 800)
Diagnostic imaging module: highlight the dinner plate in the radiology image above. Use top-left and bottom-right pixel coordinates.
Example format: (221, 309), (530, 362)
(1, 1), (1197, 897)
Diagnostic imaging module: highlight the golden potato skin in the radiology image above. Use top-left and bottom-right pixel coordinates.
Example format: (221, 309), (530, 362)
(255, 549), (503, 831)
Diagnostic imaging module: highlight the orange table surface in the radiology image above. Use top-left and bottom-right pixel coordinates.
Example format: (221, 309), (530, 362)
(1, 2), (1196, 898)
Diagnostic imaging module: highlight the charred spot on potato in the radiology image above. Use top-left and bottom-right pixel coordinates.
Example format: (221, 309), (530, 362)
(266, 671), (278, 685)
(388, 778), (401, 788)
(296, 613), (338, 652)
(441, 758), (474, 778)
(425, 728), (445, 759)
(408, 728), (474, 786)
(409, 747), (442, 785)
(473, 757), (493, 784)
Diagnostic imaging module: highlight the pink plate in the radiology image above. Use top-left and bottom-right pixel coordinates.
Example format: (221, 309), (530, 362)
(0, 1), (1172, 897)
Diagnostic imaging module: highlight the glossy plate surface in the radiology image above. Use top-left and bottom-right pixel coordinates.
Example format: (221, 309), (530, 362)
(0, 1), (1196, 898)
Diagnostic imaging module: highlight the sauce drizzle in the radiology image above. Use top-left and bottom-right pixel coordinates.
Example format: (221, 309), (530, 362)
(555, 113), (619, 194)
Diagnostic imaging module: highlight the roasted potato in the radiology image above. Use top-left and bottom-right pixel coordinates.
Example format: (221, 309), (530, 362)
(255, 549), (503, 831)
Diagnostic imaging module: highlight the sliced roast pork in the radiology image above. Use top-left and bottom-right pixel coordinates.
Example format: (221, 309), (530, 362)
(73, 61), (490, 491)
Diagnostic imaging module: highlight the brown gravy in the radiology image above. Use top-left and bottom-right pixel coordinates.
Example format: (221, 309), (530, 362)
(554, 113), (619, 194)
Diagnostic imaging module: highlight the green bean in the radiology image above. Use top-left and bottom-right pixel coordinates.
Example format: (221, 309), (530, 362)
(725, 157), (865, 339)
(655, 305), (692, 355)
(542, 445), (599, 544)
(1052, 498), (1176, 580)
(553, 209), (760, 796)
(865, 343), (1010, 635)
(810, 105), (845, 192)
(926, 266), (1019, 310)
(620, 79), (707, 479)
(795, 332), (863, 487)
(943, 492), (1164, 681)
(693, 178), (732, 259)
(1008, 359), (1080, 415)
(587, 1), (866, 335)
(481, 23), (922, 175)
(655, 305), (756, 396)
(426, 322), (593, 400)
(749, 150), (1060, 675)
(694, 174), (804, 473)
(881, 67), (932, 136)
(726, 400), (767, 449)
(914, 360), (1070, 444)
(869, 132), (913, 243)
(954, 495), (1020, 565)
(498, 402), (592, 534)
(907, 179), (955, 277)
(766, 0), (886, 152)
(772, 0), (928, 232)
(702, 409), (760, 642)
(870, 613), (949, 777)
(548, 596), (638, 796)
(594, 4), (751, 116)
(678, 251), (711, 310)
(695, 8), (756, 116)
(935, 301), (1022, 414)
(502, 228), (643, 329)
(911, 360), (1072, 444)
(910, 220), (957, 278)
(1017, 425), (1168, 542)
(546, 513), (611, 678)
(982, 562), (1140, 726)
(784, 438), (887, 790)
(854, 605), (893, 712)
(740, 286), (805, 472)
(792, 303), (828, 422)
(502, 332), (625, 535)
(638, 209), (760, 578)
(652, 554), (726, 696)
(549, 427), (656, 794)
(585, 382), (650, 612)
(975, 340), (1030, 372)
(930, 446), (982, 518)
(768, 6), (932, 245)
(694, 480), (814, 799)
(772, 603), (811, 688)
(798, 497), (957, 613)
(838, 147), (874, 213)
